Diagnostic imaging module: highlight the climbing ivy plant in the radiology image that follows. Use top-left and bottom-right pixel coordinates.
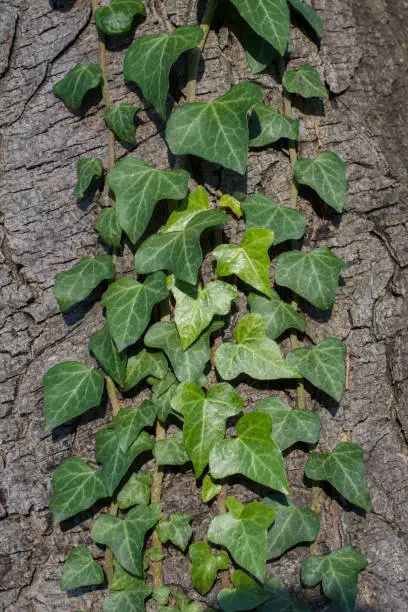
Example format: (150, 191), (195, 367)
(44, 1), (370, 611)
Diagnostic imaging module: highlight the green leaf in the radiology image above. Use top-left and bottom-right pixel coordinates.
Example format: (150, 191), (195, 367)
(190, 542), (229, 595)
(163, 186), (209, 232)
(103, 581), (152, 612)
(218, 570), (270, 612)
(302, 547), (367, 612)
(218, 194), (243, 218)
(208, 496), (276, 581)
(283, 65), (328, 99)
(242, 195), (306, 245)
(43, 361), (104, 430)
(124, 26), (203, 119)
(116, 471), (153, 509)
(248, 292), (306, 340)
(92, 503), (162, 575)
(54, 255), (115, 312)
(106, 158), (189, 243)
(214, 314), (301, 381)
(149, 372), (179, 422)
(156, 513), (192, 551)
(134, 209), (227, 285)
(286, 338), (346, 401)
(101, 272), (168, 352)
(60, 547), (104, 591)
(305, 443), (371, 512)
(94, 0), (146, 36)
(288, 0), (323, 39)
(74, 157), (103, 198)
(162, 591), (203, 612)
(152, 586), (171, 605)
(94, 208), (123, 247)
(209, 412), (291, 495)
(230, 0), (290, 55)
(52, 63), (103, 110)
(275, 247), (346, 310)
(50, 457), (107, 523)
(240, 23), (278, 74)
(213, 228), (274, 297)
(255, 397), (321, 451)
(259, 576), (309, 612)
(123, 349), (168, 391)
(294, 152), (348, 213)
(104, 102), (139, 143)
(202, 475), (221, 503)
(109, 557), (139, 591)
(153, 430), (190, 466)
(249, 104), (299, 147)
(166, 82), (263, 174)
(89, 325), (127, 387)
(149, 547), (165, 561)
(172, 382), (243, 477)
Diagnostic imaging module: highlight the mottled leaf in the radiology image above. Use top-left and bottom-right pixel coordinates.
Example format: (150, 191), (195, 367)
(218, 570), (270, 612)
(288, 0), (323, 39)
(294, 151), (348, 213)
(157, 513), (192, 551)
(190, 542), (229, 595)
(123, 349), (168, 392)
(249, 104), (299, 147)
(153, 430), (190, 466)
(116, 471), (152, 509)
(94, 208), (122, 247)
(104, 581), (152, 612)
(74, 157), (103, 198)
(60, 547), (104, 591)
(89, 325), (127, 387)
(94, 0), (146, 36)
(230, 0), (290, 55)
(248, 292), (306, 340)
(202, 475), (221, 503)
(283, 65), (327, 99)
(105, 102), (139, 143)
(52, 63), (103, 110)
(242, 195), (306, 245)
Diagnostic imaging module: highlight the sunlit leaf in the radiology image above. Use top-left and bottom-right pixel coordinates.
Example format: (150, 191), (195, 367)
(202, 475), (221, 503)
(294, 151), (348, 213)
(74, 157), (103, 198)
(60, 547), (104, 591)
(190, 542), (229, 595)
(94, 208), (122, 247)
(230, 0), (290, 55)
(242, 195), (306, 245)
(104, 102), (139, 143)
(110, 557), (139, 590)
(116, 471), (152, 509)
(288, 0), (323, 39)
(248, 292), (306, 340)
(123, 349), (168, 392)
(283, 65), (327, 99)
(219, 194), (243, 218)
(153, 430), (190, 466)
(104, 582), (152, 612)
(94, 0), (146, 36)
(89, 325), (127, 388)
(249, 104), (299, 147)
(52, 63), (103, 110)
(163, 186), (209, 233)
(157, 513), (192, 551)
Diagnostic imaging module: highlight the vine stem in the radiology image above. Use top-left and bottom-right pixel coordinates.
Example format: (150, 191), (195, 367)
(150, 420), (166, 590)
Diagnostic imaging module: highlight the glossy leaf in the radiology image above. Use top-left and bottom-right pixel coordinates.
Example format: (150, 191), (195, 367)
(153, 430), (190, 466)
(94, 208), (122, 247)
(149, 372), (179, 422)
(123, 349), (168, 391)
(60, 547), (104, 591)
(219, 194), (243, 218)
(218, 570), (270, 612)
(202, 475), (221, 503)
(241, 23), (277, 74)
(259, 576), (309, 612)
(74, 157), (103, 198)
(94, 0), (145, 36)
(242, 195), (306, 245)
(104, 102), (139, 143)
(164, 186), (209, 232)
(116, 471), (152, 509)
(190, 542), (229, 595)
(230, 0), (290, 55)
(288, 0), (323, 39)
(283, 66), (328, 99)
(89, 325), (127, 388)
(294, 152), (348, 213)
(52, 63), (103, 110)
(157, 513), (192, 551)
(248, 292), (306, 340)
(249, 104), (299, 147)
(104, 582), (152, 612)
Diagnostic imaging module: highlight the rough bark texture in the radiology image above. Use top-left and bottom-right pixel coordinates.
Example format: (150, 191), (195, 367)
(1, 0), (407, 610)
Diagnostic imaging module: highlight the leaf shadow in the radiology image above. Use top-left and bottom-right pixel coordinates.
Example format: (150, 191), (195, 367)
(62, 282), (109, 326)
(288, 9), (322, 49)
(290, 94), (325, 117)
(76, 176), (105, 211)
(303, 475), (368, 519)
(49, 0), (77, 12)
(104, 17), (146, 52)
(66, 583), (106, 598)
(49, 395), (108, 444)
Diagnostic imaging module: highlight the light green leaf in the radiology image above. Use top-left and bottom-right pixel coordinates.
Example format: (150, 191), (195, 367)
(259, 576), (309, 612)
(101, 272), (168, 352)
(123, 349), (168, 391)
(249, 104), (299, 147)
(162, 591), (203, 612)
(242, 195), (306, 245)
(54, 255), (115, 312)
(275, 247), (346, 310)
(240, 23), (278, 73)
(157, 513), (192, 551)
(214, 314), (301, 381)
(74, 157), (103, 198)
(152, 586), (171, 605)
(305, 443), (371, 512)
(230, 0), (290, 55)
(89, 325), (127, 388)
(294, 152), (348, 213)
(104, 102), (139, 143)
(94, 208), (123, 247)
(302, 547), (367, 612)
(149, 547), (165, 562)
(110, 557), (139, 590)
(52, 63), (103, 110)
(286, 337), (346, 401)
(124, 26), (203, 119)
(190, 542), (229, 595)
(166, 82), (263, 174)
(218, 570), (270, 612)
(60, 547), (104, 591)
(288, 0), (323, 39)
(106, 158), (189, 243)
(248, 292), (306, 340)
(149, 372), (179, 423)
(219, 194), (243, 218)
(43, 361), (104, 430)
(134, 209), (227, 285)
(163, 186), (209, 232)
(208, 496), (276, 581)
(283, 65), (328, 99)
(153, 430), (190, 466)
(202, 475), (221, 503)
(209, 412), (291, 495)
(103, 581), (152, 612)
(116, 471), (152, 509)
(95, 0), (146, 36)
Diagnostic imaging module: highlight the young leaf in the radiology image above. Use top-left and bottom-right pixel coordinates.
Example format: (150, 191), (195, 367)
(209, 412), (291, 495)
(152, 586), (171, 605)
(242, 195), (306, 245)
(286, 337), (347, 401)
(60, 547), (104, 591)
(156, 513), (192, 551)
(89, 325), (127, 388)
(283, 66), (328, 99)
(275, 247), (346, 310)
(202, 475), (222, 503)
(106, 158), (189, 243)
(54, 255), (115, 312)
(153, 430), (190, 466)
(74, 157), (103, 198)
(103, 582), (152, 612)
(101, 272), (168, 352)
(166, 82), (263, 174)
(94, 208), (122, 247)
(43, 361), (104, 430)
(294, 151), (348, 213)
(219, 194), (243, 218)
(249, 104), (299, 147)
(162, 591), (203, 612)
(288, 0), (323, 39)
(214, 314), (301, 381)
(52, 63), (103, 110)
(163, 186), (209, 232)
(240, 23), (277, 74)
(116, 471), (153, 509)
(305, 443), (371, 512)
(149, 372), (179, 422)
(259, 576), (309, 612)
(230, 0), (290, 56)
(124, 26), (203, 119)
(134, 209), (227, 285)
(302, 547), (367, 612)
(110, 557), (139, 590)
(208, 496), (276, 581)
(213, 228), (274, 297)
(104, 102), (139, 143)
(248, 292), (306, 340)
(218, 570), (270, 612)
(94, 0), (146, 36)
(123, 349), (168, 391)
(190, 542), (229, 595)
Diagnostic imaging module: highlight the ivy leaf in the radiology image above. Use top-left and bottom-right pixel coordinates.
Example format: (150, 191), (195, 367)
(209, 412), (291, 495)
(104, 581), (152, 612)
(288, 0), (323, 40)
(50, 457), (107, 523)
(123, 349), (168, 391)
(283, 66), (328, 99)
(153, 430), (190, 466)
(242, 195), (306, 245)
(94, 208), (123, 247)
(104, 102), (139, 144)
(149, 372), (179, 422)
(134, 210), (227, 285)
(240, 23), (277, 74)
(124, 26), (203, 119)
(94, 0), (146, 36)
(230, 0), (290, 56)
(156, 513), (192, 551)
(248, 292), (306, 340)
(52, 63), (103, 110)
(305, 443), (371, 512)
(163, 186), (209, 232)
(150, 547), (165, 562)
(259, 576), (309, 612)
(214, 314), (301, 381)
(54, 255), (115, 312)
(110, 557), (139, 590)
(213, 228), (274, 297)
(294, 152), (348, 213)
(152, 586), (171, 605)
(43, 361), (104, 430)
(202, 475), (221, 503)
(208, 496), (276, 581)
(89, 325), (127, 388)
(275, 247), (346, 310)
(190, 542), (229, 595)
(74, 157), (103, 198)
(286, 338), (346, 401)
(218, 570), (270, 612)
(101, 272), (168, 352)
(166, 82), (263, 175)
(60, 547), (104, 591)
(302, 547), (368, 612)
(162, 591), (203, 612)
(173, 382), (243, 477)
(116, 471), (153, 509)
(106, 158), (190, 243)
(219, 194), (243, 218)
(249, 104), (299, 147)
(255, 397), (321, 451)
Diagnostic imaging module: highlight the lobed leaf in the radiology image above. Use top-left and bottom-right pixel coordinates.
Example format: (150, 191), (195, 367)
(94, 0), (146, 36)
(153, 430), (190, 466)
(163, 186), (209, 232)
(156, 513), (192, 551)
(104, 102), (139, 143)
(74, 157), (103, 198)
(190, 542), (229, 595)
(259, 576), (310, 611)
(242, 195), (306, 245)
(104, 582), (152, 612)
(283, 65), (328, 99)
(240, 23), (278, 74)
(60, 547), (104, 591)
(124, 349), (168, 391)
(109, 557), (140, 590)
(149, 372), (179, 422)
(230, 0), (290, 55)
(94, 208), (122, 247)
(294, 151), (348, 213)
(218, 569), (270, 612)
(248, 292), (306, 340)
(52, 63), (103, 110)
(219, 194), (243, 218)
(89, 325), (127, 388)
(288, 0), (323, 39)
(202, 475), (221, 503)
(116, 471), (152, 509)
(249, 104), (299, 147)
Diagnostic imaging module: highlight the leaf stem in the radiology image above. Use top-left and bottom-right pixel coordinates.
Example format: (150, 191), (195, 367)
(150, 420), (165, 590)
(216, 485), (231, 589)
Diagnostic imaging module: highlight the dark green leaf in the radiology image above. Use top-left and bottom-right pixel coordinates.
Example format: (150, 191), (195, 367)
(294, 151), (348, 213)
(123, 349), (168, 391)
(149, 372), (179, 422)
(157, 513), (192, 550)
(52, 63), (103, 110)
(94, 208), (123, 247)
(230, 0), (290, 55)
(89, 325), (127, 387)
(288, 0), (323, 39)
(104, 102), (139, 143)
(190, 542), (229, 595)
(249, 104), (299, 147)
(240, 23), (277, 73)
(153, 430), (190, 466)
(60, 547), (104, 591)
(283, 66), (328, 99)
(242, 195), (306, 245)
(149, 547), (165, 561)
(74, 157), (103, 198)
(103, 581), (152, 612)
(202, 475), (221, 503)
(218, 570), (270, 612)
(259, 576), (309, 612)
(116, 471), (152, 509)
(110, 557), (139, 590)
(95, 0), (146, 36)
(248, 292), (306, 340)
